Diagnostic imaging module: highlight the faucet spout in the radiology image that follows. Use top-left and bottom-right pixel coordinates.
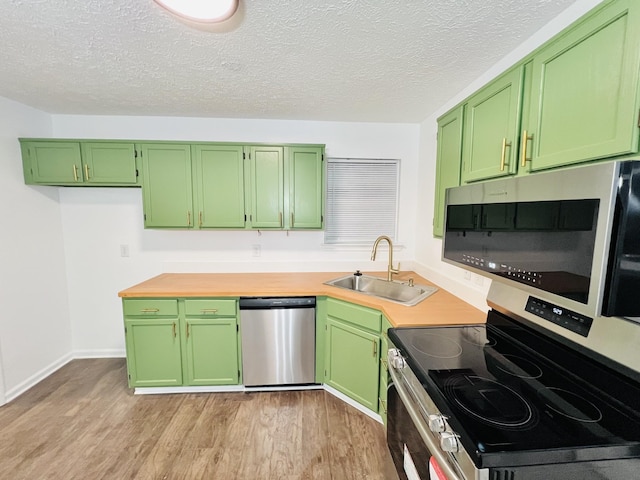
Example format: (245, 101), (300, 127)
(370, 235), (400, 281)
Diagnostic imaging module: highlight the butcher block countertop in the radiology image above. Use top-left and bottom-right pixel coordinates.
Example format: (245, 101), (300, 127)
(118, 271), (486, 327)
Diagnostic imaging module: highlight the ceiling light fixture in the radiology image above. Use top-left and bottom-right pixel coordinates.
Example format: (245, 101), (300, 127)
(153, 0), (239, 23)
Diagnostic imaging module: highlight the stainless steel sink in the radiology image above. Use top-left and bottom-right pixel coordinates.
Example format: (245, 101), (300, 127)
(324, 274), (438, 306)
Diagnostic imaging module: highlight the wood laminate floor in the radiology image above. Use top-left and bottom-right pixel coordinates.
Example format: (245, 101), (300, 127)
(0, 359), (399, 479)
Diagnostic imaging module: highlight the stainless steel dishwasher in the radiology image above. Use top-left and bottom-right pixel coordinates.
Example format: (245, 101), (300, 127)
(239, 297), (316, 387)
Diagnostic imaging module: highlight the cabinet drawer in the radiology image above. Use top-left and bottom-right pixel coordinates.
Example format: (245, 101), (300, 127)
(327, 298), (381, 332)
(185, 299), (237, 317)
(123, 299), (178, 317)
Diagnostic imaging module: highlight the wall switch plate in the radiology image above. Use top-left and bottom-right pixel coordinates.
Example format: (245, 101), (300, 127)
(120, 244), (130, 257)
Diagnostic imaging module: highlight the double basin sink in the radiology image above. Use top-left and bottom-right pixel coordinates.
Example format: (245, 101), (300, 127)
(324, 273), (438, 306)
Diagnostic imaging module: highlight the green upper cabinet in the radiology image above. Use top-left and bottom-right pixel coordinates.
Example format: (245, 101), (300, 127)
(20, 139), (138, 186)
(141, 143), (193, 228)
(287, 146), (324, 229)
(433, 106), (464, 237)
(461, 67), (524, 183)
(193, 144), (246, 228)
(80, 142), (138, 184)
(249, 146), (284, 228)
(525, 0), (640, 171)
(139, 142), (324, 230)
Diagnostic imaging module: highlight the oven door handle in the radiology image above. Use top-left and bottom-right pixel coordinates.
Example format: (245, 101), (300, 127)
(388, 364), (463, 480)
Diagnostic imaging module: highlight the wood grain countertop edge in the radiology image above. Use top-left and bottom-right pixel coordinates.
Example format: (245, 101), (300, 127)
(118, 271), (487, 328)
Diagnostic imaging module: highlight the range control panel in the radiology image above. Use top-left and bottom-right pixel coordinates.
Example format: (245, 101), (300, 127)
(525, 297), (593, 337)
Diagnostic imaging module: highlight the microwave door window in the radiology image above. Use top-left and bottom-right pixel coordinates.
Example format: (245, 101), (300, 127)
(444, 199), (598, 304)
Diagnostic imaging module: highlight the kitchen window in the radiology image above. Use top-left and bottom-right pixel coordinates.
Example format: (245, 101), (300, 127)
(324, 158), (399, 244)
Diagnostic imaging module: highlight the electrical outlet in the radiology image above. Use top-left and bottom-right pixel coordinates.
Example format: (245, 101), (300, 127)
(120, 244), (130, 257)
(464, 271), (471, 281)
(474, 274), (484, 287)
(252, 244), (261, 257)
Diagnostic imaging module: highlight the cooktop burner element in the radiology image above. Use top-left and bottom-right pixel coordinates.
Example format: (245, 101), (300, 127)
(537, 387), (603, 423)
(495, 355), (543, 379)
(440, 372), (535, 429)
(389, 310), (640, 468)
(410, 333), (462, 358)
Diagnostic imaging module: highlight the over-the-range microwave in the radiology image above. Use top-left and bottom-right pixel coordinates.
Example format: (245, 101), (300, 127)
(442, 160), (640, 376)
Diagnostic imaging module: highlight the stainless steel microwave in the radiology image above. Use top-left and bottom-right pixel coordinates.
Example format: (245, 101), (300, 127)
(442, 160), (640, 323)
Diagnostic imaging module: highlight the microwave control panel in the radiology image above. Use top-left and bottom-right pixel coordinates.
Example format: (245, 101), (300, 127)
(526, 297), (593, 337)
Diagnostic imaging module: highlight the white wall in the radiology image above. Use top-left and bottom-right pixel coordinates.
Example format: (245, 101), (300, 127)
(0, 97), (73, 403)
(413, 0), (604, 312)
(52, 116), (420, 356)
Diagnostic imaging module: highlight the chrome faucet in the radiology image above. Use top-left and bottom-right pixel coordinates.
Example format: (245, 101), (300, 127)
(371, 235), (399, 281)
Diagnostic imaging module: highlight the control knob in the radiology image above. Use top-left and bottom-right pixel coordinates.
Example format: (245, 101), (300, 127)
(440, 432), (460, 453)
(427, 414), (447, 433)
(388, 349), (406, 369)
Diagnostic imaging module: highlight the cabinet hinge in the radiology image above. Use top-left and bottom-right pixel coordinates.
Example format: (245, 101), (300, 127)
(135, 169), (139, 177)
(325, 324), (327, 331)
(128, 373), (131, 380)
(124, 326), (127, 333)
(244, 214), (247, 222)
(236, 324), (239, 332)
(134, 150), (138, 159)
(243, 152), (246, 160)
(321, 153), (324, 161)
(143, 213), (147, 221)
(321, 215), (324, 222)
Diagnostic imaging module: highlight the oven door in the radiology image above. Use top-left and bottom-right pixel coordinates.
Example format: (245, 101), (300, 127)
(388, 381), (432, 480)
(387, 355), (472, 480)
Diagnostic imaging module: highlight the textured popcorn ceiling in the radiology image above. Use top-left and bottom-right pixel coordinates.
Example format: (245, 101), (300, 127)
(0, 0), (581, 122)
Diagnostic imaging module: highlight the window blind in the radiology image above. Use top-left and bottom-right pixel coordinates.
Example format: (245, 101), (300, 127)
(324, 158), (399, 244)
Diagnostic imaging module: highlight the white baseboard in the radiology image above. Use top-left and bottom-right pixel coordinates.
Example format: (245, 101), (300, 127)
(135, 384), (324, 395)
(5, 352), (73, 403)
(73, 349), (126, 359)
(135, 385), (245, 395)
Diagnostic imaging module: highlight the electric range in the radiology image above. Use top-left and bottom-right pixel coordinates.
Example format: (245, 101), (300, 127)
(386, 304), (640, 480)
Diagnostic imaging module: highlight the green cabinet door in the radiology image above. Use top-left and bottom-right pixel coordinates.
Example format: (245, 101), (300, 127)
(80, 142), (138, 184)
(461, 67), (524, 183)
(193, 145), (246, 228)
(526, 0), (640, 171)
(325, 318), (380, 412)
(288, 146), (323, 229)
(183, 317), (239, 385)
(378, 316), (392, 425)
(125, 318), (183, 387)
(22, 141), (83, 184)
(433, 106), (464, 237)
(141, 143), (193, 228)
(250, 146), (284, 228)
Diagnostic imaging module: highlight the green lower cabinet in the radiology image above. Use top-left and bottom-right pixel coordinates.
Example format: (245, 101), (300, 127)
(125, 318), (183, 387)
(379, 317), (392, 425)
(183, 317), (239, 386)
(123, 297), (240, 388)
(325, 317), (380, 412)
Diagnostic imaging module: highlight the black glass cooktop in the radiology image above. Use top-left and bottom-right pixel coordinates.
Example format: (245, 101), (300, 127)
(388, 310), (640, 468)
